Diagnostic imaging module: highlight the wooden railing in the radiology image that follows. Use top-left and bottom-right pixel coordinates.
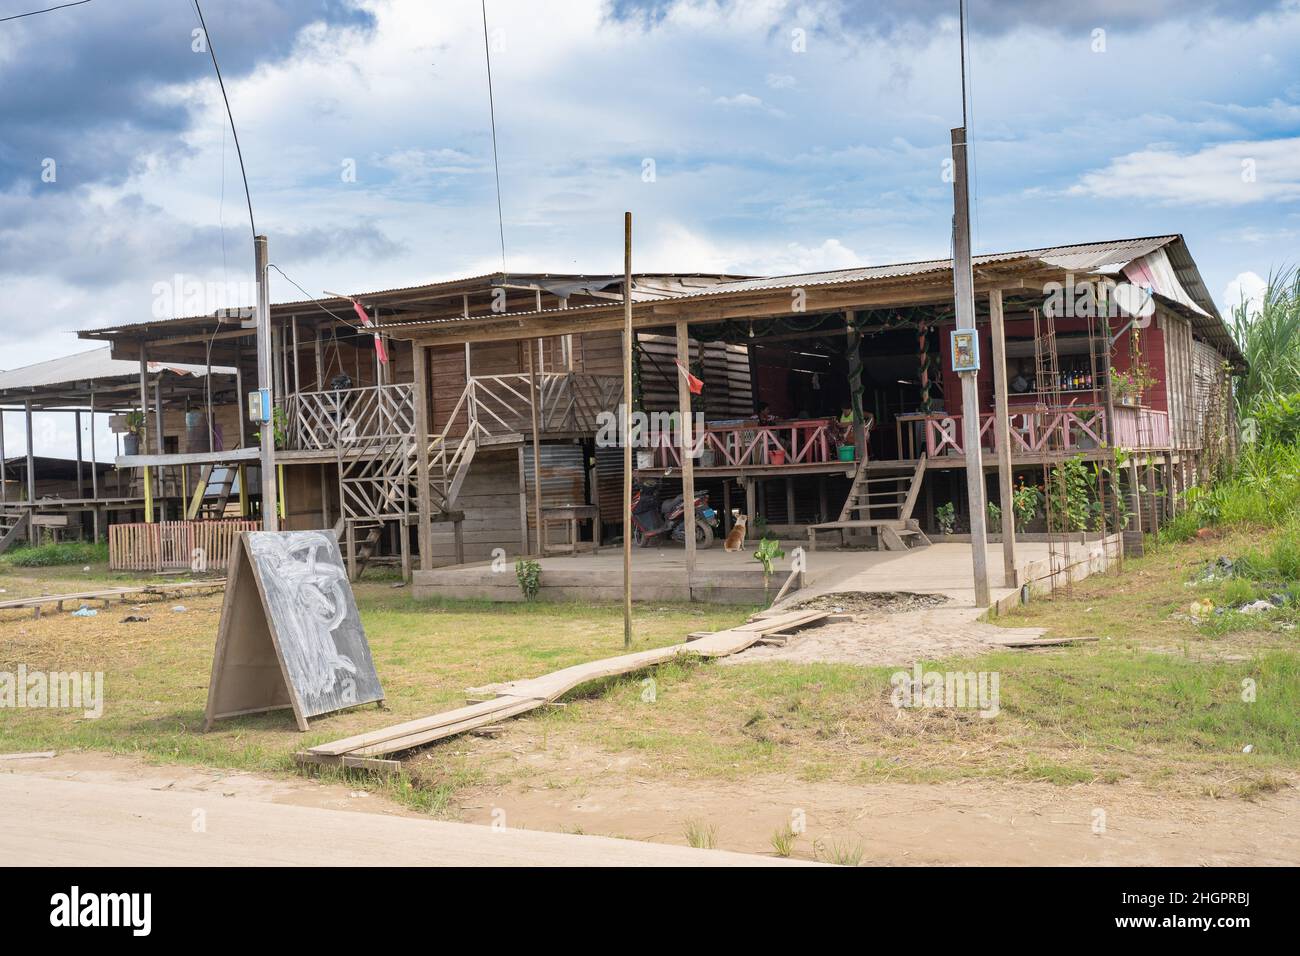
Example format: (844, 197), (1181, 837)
(1110, 405), (1171, 450)
(645, 419), (838, 469)
(109, 519), (258, 572)
(467, 372), (622, 436)
(921, 404), (1171, 456)
(285, 383), (415, 451)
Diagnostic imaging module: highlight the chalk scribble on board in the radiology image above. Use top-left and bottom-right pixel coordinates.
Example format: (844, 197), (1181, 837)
(247, 532), (356, 698)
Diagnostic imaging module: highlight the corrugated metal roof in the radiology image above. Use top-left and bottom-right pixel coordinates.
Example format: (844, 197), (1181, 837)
(0, 346), (234, 392)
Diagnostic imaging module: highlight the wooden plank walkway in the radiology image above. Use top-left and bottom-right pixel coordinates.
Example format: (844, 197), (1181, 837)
(0, 580), (223, 618)
(302, 608), (830, 766)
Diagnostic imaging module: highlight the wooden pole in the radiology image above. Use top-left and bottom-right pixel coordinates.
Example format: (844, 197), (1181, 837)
(526, 338), (544, 554)
(23, 400), (35, 509)
(1, 410), (7, 504)
(412, 343), (433, 572)
(675, 319), (697, 583)
(988, 289), (1017, 586)
(622, 212), (634, 649)
(89, 382), (98, 502)
(950, 126), (990, 608)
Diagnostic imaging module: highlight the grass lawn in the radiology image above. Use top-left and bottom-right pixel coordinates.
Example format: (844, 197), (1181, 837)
(1, 526), (1297, 813)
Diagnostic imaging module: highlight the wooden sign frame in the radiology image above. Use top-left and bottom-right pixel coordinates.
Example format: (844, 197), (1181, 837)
(204, 532), (384, 731)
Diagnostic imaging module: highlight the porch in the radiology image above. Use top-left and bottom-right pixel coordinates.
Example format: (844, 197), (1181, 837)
(411, 535), (1122, 609)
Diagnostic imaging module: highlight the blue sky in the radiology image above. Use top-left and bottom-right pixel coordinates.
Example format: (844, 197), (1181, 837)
(2, 0), (1300, 453)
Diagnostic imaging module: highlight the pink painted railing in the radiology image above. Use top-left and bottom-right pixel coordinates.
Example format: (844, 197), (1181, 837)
(646, 419), (838, 469)
(1110, 405), (1170, 449)
(925, 406), (1105, 456)
(924, 404), (1171, 456)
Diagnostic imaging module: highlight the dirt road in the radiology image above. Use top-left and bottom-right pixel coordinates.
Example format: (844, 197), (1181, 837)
(0, 756), (806, 867)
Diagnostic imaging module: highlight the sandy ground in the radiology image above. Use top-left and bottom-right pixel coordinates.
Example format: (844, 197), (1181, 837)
(438, 741), (1300, 865)
(722, 593), (1047, 667)
(0, 752), (806, 867)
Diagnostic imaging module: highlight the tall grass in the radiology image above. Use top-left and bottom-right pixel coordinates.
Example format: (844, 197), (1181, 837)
(1233, 266), (1300, 416)
(1162, 441), (1300, 541)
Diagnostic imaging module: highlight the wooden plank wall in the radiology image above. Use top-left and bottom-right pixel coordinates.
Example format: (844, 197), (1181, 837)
(637, 333), (753, 418)
(426, 447), (524, 565)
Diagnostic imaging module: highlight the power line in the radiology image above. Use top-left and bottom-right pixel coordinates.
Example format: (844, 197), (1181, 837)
(0, 0), (91, 24)
(267, 264), (366, 333)
(191, 0), (256, 242)
(481, 0), (507, 272)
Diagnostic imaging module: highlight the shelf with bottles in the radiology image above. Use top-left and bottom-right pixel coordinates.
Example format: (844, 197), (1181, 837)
(1035, 361), (1103, 393)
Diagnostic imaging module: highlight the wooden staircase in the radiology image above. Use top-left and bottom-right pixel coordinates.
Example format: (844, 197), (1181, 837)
(807, 454), (931, 551)
(0, 508), (30, 556)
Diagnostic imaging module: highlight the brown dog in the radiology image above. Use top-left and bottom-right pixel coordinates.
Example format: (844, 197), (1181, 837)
(723, 514), (748, 552)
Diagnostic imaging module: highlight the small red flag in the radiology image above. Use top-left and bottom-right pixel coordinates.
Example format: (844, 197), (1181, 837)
(675, 359), (703, 395)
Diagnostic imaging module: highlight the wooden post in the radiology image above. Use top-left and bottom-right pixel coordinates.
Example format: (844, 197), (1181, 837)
(988, 289), (1017, 586)
(23, 401), (35, 540)
(74, 410), (83, 500)
(412, 343), (433, 572)
(89, 382), (99, 504)
(235, 345), (247, 448)
(1, 410), (7, 504)
(517, 446), (530, 555)
(622, 211), (634, 649)
(138, 350), (149, 510)
(526, 338), (544, 553)
(950, 126), (990, 608)
(845, 313), (866, 457)
(1127, 456), (1143, 534)
(314, 328), (325, 391)
(1145, 458), (1158, 534)
(675, 319), (697, 582)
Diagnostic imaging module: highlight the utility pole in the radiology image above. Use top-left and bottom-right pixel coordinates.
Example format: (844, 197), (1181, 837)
(951, 126), (990, 608)
(255, 234), (279, 530)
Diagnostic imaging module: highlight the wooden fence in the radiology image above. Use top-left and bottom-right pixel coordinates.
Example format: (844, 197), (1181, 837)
(109, 520), (259, 573)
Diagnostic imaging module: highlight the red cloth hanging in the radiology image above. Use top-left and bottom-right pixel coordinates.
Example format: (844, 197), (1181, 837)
(674, 359), (703, 395)
(351, 299), (389, 364)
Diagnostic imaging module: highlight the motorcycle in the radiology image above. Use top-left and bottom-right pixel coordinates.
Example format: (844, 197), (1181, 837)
(630, 479), (718, 549)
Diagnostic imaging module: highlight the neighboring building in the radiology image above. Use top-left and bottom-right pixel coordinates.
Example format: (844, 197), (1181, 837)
(73, 235), (1243, 583)
(0, 347), (236, 551)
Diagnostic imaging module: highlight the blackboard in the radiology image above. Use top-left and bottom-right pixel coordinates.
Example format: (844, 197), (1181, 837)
(204, 531), (385, 731)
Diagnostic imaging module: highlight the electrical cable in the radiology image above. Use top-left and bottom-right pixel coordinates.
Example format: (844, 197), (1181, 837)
(481, 0), (507, 272)
(0, 0), (91, 24)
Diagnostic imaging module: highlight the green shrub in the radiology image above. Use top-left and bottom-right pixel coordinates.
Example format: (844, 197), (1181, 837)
(3, 540), (108, 567)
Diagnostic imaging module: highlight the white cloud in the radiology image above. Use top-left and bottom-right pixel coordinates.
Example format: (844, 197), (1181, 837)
(1069, 138), (1300, 205)
(643, 222), (861, 276)
(1223, 270), (1267, 316)
(765, 73), (796, 89)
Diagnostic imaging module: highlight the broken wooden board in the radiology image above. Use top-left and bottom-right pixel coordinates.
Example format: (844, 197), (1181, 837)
(988, 635), (1100, 649)
(306, 609), (829, 765)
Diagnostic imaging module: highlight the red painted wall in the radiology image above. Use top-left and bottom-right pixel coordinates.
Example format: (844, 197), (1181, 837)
(937, 313), (1169, 414)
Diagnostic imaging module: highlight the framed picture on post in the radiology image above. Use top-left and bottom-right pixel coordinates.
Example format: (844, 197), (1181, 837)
(951, 329), (980, 373)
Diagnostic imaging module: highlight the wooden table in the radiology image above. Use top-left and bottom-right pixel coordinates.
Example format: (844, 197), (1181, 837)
(540, 504), (600, 555)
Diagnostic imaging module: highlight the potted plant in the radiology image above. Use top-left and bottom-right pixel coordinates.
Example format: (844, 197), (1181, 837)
(1109, 362), (1157, 407)
(122, 411), (146, 456)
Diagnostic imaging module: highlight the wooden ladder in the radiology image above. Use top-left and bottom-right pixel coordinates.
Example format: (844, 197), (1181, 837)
(807, 454), (931, 551)
(0, 509), (30, 556)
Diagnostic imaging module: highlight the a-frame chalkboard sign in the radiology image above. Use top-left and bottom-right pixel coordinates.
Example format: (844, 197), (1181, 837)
(204, 531), (384, 731)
